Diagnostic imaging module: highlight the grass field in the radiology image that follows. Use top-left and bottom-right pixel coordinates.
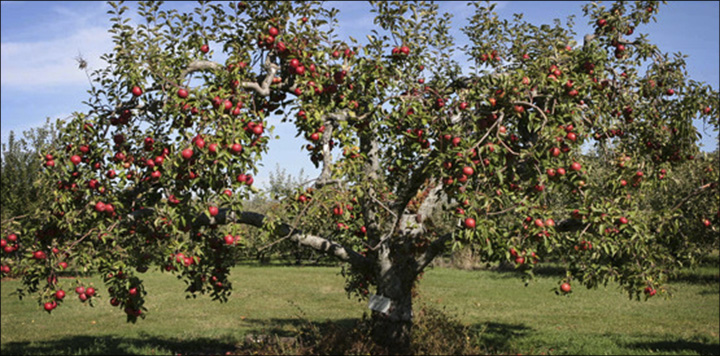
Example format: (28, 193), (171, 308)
(1, 261), (718, 355)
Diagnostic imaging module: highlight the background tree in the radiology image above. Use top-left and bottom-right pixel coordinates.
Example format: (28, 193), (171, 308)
(1, 119), (59, 221)
(1, 1), (718, 352)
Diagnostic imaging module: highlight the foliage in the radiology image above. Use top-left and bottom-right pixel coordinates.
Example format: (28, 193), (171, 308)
(1, 0), (718, 351)
(1, 119), (59, 221)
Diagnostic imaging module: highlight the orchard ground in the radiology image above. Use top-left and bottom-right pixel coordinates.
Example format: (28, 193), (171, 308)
(1, 257), (718, 355)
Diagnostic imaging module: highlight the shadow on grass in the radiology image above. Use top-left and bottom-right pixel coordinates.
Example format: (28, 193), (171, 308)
(468, 321), (532, 353)
(0, 333), (239, 356)
(240, 317), (358, 338)
(239, 315), (533, 354)
(627, 338), (720, 356)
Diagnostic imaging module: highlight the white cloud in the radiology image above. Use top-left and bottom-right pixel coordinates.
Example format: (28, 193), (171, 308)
(1, 26), (112, 90)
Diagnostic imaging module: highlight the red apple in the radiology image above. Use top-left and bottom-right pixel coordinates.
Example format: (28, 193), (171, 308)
(70, 155), (82, 165)
(131, 86), (143, 96)
(560, 283), (571, 293)
(181, 148), (193, 160)
(208, 206), (219, 217)
(55, 290), (66, 300)
(534, 218), (544, 228)
(570, 162), (582, 171)
(178, 88), (189, 98)
(464, 217), (476, 229)
(200, 44), (209, 53)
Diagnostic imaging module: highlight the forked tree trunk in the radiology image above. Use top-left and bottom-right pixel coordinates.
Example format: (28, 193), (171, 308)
(370, 244), (417, 354)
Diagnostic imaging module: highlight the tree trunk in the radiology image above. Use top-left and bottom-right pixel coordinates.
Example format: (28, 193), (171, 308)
(370, 244), (417, 354)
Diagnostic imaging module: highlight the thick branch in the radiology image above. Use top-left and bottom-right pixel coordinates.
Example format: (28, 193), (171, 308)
(128, 208), (370, 269)
(415, 232), (453, 273)
(179, 60), (224, 80)
(359, 123), (383, 239)
(239, 55), (280, 97)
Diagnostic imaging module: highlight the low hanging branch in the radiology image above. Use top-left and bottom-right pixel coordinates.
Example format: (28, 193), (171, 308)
(127, 208), (371, 271)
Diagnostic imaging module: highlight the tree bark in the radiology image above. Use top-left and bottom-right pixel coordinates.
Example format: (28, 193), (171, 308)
(370, 243), (417, 354)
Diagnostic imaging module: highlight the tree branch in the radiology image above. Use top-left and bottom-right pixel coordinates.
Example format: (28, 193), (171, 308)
(128, 208), (370, 270)
(415, 231), (453, 273)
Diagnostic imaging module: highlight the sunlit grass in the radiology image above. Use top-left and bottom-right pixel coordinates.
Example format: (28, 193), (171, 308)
(1, 260), (718, 355)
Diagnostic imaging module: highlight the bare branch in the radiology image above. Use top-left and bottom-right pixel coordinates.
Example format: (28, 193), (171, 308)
(179, 60), (224, 80)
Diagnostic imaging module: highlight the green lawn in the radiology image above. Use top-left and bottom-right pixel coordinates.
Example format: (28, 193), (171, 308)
(1, 262), (718, 355)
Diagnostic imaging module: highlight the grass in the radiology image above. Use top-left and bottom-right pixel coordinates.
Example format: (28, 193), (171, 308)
(1, 261), (718, 355)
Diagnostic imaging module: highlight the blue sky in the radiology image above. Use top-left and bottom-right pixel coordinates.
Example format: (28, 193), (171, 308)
(2, 1), (718, 188)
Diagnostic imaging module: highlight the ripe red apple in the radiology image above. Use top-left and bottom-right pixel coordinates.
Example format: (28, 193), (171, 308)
(94, 201), (106, 213)
(702, 219), (711, 227)
(462, 166), (474, 176)
(231, 143), (243, 154)
(268, 26), (279, 36)
(566, 132), (577, 142)
(58, 261), (68, 269)
(464, 217), (476, 229)
(200, 44), (209, 53)
(546, 219), (555, 227)
(208, 206), (219, 217)
(33, 251), (47, 260)
(619, 216), (629, 225)
(70, 155), (82, 165)
(209, 143), (218, 154)
(550, 147), (561, 157)
(86, 287), (96, 297)
(75, 286), (85, 295)
(570, 162), (582, 171)
(534, 218), (544, 228)
(55, 290), (66, 300)
(181, 148), (193, 160)
(131, 86), (143, 96)
(515, 257), (525, 264)
(178, 88), (189, 98)
(44, 302), (55, 311)
(128, 287), (138, 296)
(560, 283), (571, 293)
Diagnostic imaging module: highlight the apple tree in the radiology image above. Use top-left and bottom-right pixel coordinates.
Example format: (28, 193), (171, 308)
(1, 1), (718, 352)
